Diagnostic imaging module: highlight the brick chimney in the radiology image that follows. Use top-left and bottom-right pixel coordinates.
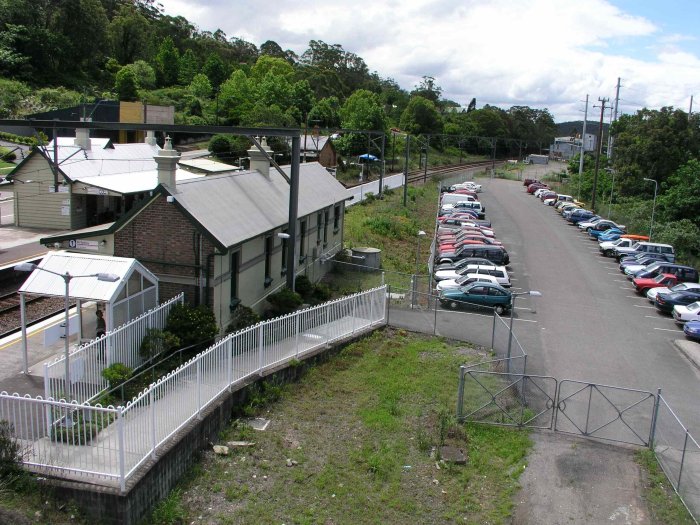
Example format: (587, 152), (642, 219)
(247, 137), (273, 177)
(154, 136), (180, 189)
(74, 118), (91, 150)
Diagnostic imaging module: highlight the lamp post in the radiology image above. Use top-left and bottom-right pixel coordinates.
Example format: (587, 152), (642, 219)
(14, 263), (119, 400)
(506, 290), (542, 369)
(643, 178), (658, 242)
(413, 231), (426, 308)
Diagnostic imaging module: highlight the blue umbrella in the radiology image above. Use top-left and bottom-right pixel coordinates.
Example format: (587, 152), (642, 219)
(358, 153), (379, 161)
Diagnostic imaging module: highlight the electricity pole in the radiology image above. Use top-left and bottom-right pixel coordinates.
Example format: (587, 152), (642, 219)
(591, 98), (608, 212)
(608, 78), (621, 160)
(578, 95), (589, 201)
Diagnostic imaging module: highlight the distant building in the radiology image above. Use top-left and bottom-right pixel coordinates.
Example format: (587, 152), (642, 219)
(299, 135), (337, 169)
(549, 134), (596, 160)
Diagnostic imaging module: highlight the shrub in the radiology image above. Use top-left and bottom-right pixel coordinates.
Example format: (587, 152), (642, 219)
(0, 421), (21, 479)
(101, 363), (133, 390)
(311, 283), (332, 303)
(51, 420), (99, 445)
(166, 303), (218, 347)
(226, 305), (261, 333)
(0, 147), (16, 161)
(266, 287), (303, 317)
(294, 275), (314, 300)
(139, 329), (181, 362)
(208, 134), (231, 156)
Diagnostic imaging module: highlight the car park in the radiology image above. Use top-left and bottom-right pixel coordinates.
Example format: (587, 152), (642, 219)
(438, 282), (513, 314)
(683, 320), (700, 341)
(435, 273), (500, 292)
(654, 290), (700, 314)
(672, 301), (700, 324)
(646, 282), (700, 303)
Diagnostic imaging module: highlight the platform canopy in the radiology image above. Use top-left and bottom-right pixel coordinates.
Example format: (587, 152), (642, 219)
(18, 250), (159, 329)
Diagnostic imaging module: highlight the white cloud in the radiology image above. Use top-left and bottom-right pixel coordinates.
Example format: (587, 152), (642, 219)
(157, 0), (700, 121)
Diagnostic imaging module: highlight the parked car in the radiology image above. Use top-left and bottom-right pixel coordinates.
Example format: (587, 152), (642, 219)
(527, 183), (548, 194)
(619, 253), (672, 273)
(437, 244), (510, 266)
(523, 178), (540, 187)
(434, 264), (508, 285)
(599, 237), (636, 257)
(576, 216), (603, 229)
(434, 257), (495, 273)
(683, 320), (700, 341)
(654, 290), (700, 314)
(435, 273), (500, 292)
(585, 220), (626, 235)
(567, 209), (597, 225)
(439, 282), (513, 314)
(614, 241), (675, 262)
(560, 204), (582, 217)
(627, 262), (698, 283)
(597, 229), (626, 243)
(672, 301), (700, 324)
(633, 273), (679, 295)
(620, 234), (650, 242)
(646, 282), (700, 303)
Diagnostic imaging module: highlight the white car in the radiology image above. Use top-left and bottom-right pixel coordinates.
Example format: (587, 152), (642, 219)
(534, 188), (550, 198)
(435, 264), (510, 287)
(647, 282), (700, 303)
(435, 273), (499, 292)
(673, 301), (700, 323)
(453, 181), (482, 192)
(599, 238), (635, 257)
(577, 217), (602, 230)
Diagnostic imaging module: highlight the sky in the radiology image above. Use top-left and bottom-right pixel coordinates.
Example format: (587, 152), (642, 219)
(156, 0), (700, 122)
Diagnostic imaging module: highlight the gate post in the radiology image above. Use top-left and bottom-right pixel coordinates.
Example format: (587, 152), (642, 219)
(456, 366), (466, 421)
(491, 311), (497, 350)
(649, 388), (661, 449)
(678, 431), (690, 490)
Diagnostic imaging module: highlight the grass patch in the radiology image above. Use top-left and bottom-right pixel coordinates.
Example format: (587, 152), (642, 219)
(636, 449), (695, 524)
(168, 329), (532, 524)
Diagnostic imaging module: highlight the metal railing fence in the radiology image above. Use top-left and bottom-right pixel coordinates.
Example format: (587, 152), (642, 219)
(43, 294), (185, 404)
(0, 286), (386, 491)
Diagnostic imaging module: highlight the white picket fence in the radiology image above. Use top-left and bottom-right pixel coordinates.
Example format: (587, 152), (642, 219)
(0, 286), (387, 491)
(43, 293), (185, 404)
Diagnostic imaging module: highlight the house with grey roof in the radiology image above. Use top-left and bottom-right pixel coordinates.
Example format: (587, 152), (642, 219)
(41, 138), (350, 327)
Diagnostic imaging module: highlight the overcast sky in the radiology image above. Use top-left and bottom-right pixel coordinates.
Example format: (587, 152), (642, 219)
(157, 0), (700, 122)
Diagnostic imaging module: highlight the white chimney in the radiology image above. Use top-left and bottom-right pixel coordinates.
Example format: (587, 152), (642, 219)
(145, 130), (158, 146)
(74, 118), (92, 150)
(247, 137), (273, 177)
(154, 136), (180, 189)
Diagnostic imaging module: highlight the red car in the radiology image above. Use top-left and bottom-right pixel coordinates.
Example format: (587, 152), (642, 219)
(439, 237), (502, 251)
(523, 178), (540, 186)
(527, 183), (548, 193)
(633, 273), (679, 295)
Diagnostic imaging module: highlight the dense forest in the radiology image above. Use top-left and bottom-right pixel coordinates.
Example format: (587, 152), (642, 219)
(0, 0), (698, 257)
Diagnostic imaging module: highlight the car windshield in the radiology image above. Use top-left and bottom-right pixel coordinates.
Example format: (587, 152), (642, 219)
(687, 302), (700, 312)
(613, 238), (625, 246)
(631, 242), (641, 250)
(654, 274), (667, 283)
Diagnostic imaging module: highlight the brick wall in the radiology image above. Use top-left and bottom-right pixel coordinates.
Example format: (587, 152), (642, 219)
(114, 195), (217, 308)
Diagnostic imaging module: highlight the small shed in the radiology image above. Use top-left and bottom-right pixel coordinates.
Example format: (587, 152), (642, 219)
(17, 251), (159, 347)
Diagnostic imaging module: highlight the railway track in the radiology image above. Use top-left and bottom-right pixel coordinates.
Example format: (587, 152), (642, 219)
(405, 160), (500, 184)
(0, 292), (46, 315)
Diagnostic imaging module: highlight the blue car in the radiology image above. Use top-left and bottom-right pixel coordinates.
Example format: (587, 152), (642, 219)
(567, 210), (596, 225)
(590, 227), (624, 240)
(684, 320), (700, 341)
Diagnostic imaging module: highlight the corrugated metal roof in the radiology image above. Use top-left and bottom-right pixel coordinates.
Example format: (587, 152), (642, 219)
(75, 169), (204, 194)
(168, 162), (347, 248)
(178, 158), (238, 173)
(18, 251), (156, 302)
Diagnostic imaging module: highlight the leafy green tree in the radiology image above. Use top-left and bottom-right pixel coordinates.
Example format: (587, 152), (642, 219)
(399, 96), (443, 135)
(155, 36), (180, 87)
(0, 78), (31, 118)
(659, 159), (700, 225)
(124, 60), (156, 89)
(653, 219), (700, 260)
(188, 73), (212, 99)
(218, 69), (253, 124)
(202, 52), (228, 92)
(241, 103), (297, 128)
(115, 67), (139, 101)
(256, 72), (294, 110)
(336, 89), (387, 155)
(291, 80), (315, 122)
(308, 96), (341, 128)
(467, 98), (477, 112)
(251, 55), (294, 80)
(178, 48), (199, 85)
(54, 0), (109, 78)
(411, 76), (442, 104)
(108, 3), (151, 65)
(259, 40), (286, 58)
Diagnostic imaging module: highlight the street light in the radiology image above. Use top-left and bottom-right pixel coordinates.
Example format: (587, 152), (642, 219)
(14, 263), (120, 400)
(506, 290), (542, 368)
(643, 178), (658, 242)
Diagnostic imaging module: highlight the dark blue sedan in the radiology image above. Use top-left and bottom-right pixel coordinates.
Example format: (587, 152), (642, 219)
(655, 290), (700, 314)
(684, 321), (700, 342)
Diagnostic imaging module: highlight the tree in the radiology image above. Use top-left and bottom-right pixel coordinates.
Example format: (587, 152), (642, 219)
(115, 67), (139, 101)
(218, 69), (253, 124)
(291, 80), (316, 123)
(308, 96), (341, 128)
(410, 76), (442, 104)
(202, 52), (228, 92)
(467, 98), (477, 112)
(155, 36), (180, 87)
(124, 60), (156, 89)
(188, 73), (212, 99)
(336, 89), (387, 155)
(260, 40), (285, 58)
(399, 96), (443, 135)
(251, 55), (294, 80)
(108, 3), (151, 65)
(658, 159), (700, 225)
(178, 49), (199, 85)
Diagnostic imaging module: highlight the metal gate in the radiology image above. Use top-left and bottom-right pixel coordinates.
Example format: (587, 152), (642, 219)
(457, 368), (656, 447)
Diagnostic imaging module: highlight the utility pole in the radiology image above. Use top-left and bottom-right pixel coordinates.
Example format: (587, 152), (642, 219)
(578, 95), (589, 201)
(403, 135), (410, 207)
(690, 95), (694, 116)
(608, 78), (621, 160)
(591, 97), (608, 212)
